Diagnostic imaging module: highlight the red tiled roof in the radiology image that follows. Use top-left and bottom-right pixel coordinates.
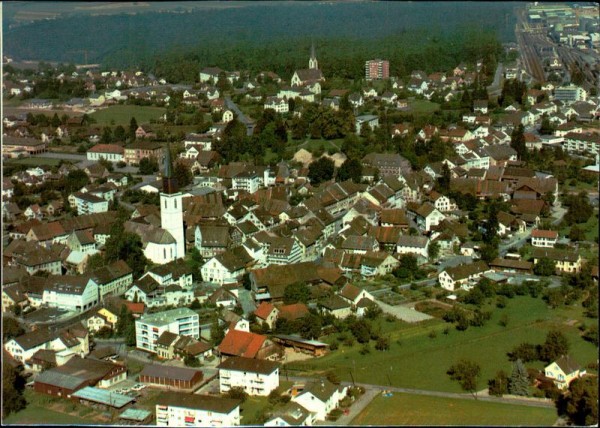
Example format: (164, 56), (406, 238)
(124, 302), (145, 314)
(218, 330), (266, 358)
(278, 303), (309, 321)
(254, 302), (276, 321)
(88, 144), (124, 154)
(531, 229), (558, 239)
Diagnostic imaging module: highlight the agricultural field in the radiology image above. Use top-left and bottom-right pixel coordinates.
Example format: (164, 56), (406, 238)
(89, 105), (166, 127)
(286, 296), (597, 393)
(352, 393), (558, 426)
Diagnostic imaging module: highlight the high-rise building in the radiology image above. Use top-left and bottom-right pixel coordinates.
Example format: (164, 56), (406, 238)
(365, 59), (390, 80)
(160, 144), (185, 260)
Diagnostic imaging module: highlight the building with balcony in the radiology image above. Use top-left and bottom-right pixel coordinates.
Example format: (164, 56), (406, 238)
(135, 308), (199, 353)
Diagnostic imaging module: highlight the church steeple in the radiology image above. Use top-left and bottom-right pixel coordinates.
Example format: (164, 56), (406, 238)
(309, 41), (318, 70)
(162, 143), (178, 194)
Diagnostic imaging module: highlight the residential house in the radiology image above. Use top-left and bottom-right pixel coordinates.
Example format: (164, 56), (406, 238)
(532, 248), (582, 274)
(544, 355), (586, 390)
(217, 356), (280, 396)
(218, 329), (282, 360)
(254, 302), (279, 330)
(396, 235), (430, 260)
(291, 379), (347, 421)
(531, 229), (558, 248)
(438, 260), (492, 291)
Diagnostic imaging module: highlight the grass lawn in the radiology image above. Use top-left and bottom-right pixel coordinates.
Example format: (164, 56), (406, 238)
(352, 393), (558, 426)
(240, 396), (271, 425)
(5, 157), (62, 167)
(291, 137), (344, 154)
(287, 296), (597, 393)
(90, 105), (166, 126)
(407, 99), (440, 114)
(4, 390), (108, 425)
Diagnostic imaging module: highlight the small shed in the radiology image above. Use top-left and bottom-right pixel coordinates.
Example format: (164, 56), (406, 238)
(119, 407), (153, 425)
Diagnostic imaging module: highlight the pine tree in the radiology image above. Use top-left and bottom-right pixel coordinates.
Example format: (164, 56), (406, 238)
(508, 359), (530, 396)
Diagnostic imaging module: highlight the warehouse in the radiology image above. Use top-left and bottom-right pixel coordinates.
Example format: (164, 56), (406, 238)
(138, 364), (204, 391)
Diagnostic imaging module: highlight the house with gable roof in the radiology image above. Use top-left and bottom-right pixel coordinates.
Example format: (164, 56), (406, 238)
(291, 379), (348, 421)
(254, 302), (279, 330)
(544, 355), (586, 390)
(438, 260), (492, 291)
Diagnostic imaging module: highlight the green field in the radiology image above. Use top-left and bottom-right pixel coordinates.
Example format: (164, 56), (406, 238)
(352, 393), (558, 426)
(5, 157), (62, 167)
(287, 296), (597, 393)
(560, 210), (599, 243)
(90, 105), (166, 126)
(407, 99), (440, 114)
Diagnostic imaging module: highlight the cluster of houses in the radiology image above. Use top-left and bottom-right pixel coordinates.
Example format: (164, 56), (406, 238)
(3, 48), (599, 425)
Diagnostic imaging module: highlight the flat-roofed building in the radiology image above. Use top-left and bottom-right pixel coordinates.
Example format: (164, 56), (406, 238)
(156, 392), (241, 427)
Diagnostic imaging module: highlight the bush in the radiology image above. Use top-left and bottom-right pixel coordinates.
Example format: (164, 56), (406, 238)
(428, 330), (437, 339)
(329, 342), (339, 351)
(359, 344), (371, 355)
(327, 408), (343, 421)
(226, 387), (248, 402)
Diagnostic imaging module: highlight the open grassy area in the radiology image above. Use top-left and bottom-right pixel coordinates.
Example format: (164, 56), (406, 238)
(407, 99), (440, 114)
(90, 105), (166, 126)
(286, 296), (597, 393)
(5, 157), (62, 167)
(4, 390), (109, 425)
(559, 211), (599, 243)
(240, 396), (271, 425)
(352, 393), (558, 426)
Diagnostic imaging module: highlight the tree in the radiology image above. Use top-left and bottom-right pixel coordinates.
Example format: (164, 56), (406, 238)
(115, 304), (136, 346)
(298, 313), (322, 340)
(173, 162), (192, 188)
(64, 169), (90, 194)
(336, 158), (363, 183)
(568, 225), (585, 242)
(479, 243), (498, 264)
(488, 370), (509, 397)
(447, 359), (481, 397)
(114, 125), (127, 142)
(210, 319), (225, 345)
(2, 317), (25, 341)
(226, 386), (248, 402)
(559, 376), (598, 426)
(508, 359), (530, 396)
(104, 223), (148, 278)
(51, 112), (61, 127)
(186, 247), (203, 281)
(428, 240), (440, 262)
(85, 253), (106, 273)
(534, 258), (556, 276)
(437, 162), (451, 192)
(139, 157), (159, 175)
(510, 124), (527, 161)
(184, 355), (201, 367)
(2, 361), (27, 418)
(283, 282), (311, 304)
(307, 156), (335, 185)
(129, 117), (138, 140)
(507, 342), (539, 363)
(350, 319), (372, 344)
(539, 330), (569, 362)
(375, 336), (390, 351)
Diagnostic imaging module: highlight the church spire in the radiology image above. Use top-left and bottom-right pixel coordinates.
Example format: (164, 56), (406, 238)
(162, 143), (178, 194)
(309, 40), (318, 70)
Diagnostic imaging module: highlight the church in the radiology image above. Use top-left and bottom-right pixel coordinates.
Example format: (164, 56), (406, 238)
(125, 145), (185, 264)
(290, 43), (325, 95)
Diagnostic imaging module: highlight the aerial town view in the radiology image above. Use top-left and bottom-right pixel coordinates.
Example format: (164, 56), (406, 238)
(1, 1), (599, 426)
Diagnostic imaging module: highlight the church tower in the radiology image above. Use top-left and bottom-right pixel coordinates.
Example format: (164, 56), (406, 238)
(160, 144), (185, 260)
(309, 41), (318, 70)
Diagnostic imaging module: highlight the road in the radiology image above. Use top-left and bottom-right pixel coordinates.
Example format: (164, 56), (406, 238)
(487, 62), (504, 98)
(224, 96), (255, 136)
(33, 151), (87, 162)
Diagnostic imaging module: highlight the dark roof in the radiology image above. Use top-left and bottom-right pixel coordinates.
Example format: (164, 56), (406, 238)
(140, 364), (202, 382)
(217, 356), (279, 375)
(319, 295), (351, 311)
(299, 379), (342, 402)
(554, 355), (581, 374)
(158, 392), (241, 413)
(444, 260), (490, 281)
(156, 331), (179, 347)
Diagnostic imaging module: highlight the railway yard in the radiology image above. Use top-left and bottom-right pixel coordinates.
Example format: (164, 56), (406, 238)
(515, 5), (599, 90)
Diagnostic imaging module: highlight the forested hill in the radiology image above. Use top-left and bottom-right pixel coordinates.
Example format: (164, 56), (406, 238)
(4, 2), (520, 80)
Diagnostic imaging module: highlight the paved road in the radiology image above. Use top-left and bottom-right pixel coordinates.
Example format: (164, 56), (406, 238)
(224, 96), (255, 136)
(487, 62), (503, 97)
(325, 388), (380, 426)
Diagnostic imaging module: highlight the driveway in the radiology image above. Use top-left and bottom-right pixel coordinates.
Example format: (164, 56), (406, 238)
(325, 388), (380, 426)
